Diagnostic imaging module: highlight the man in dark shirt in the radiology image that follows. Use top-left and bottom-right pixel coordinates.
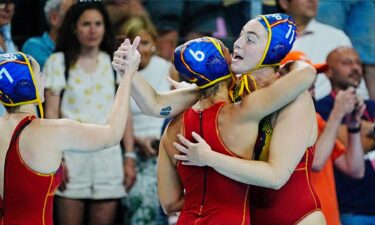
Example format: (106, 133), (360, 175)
(315, 46), (375, 225)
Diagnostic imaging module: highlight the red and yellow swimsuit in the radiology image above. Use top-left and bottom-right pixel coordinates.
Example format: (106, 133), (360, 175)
(0, 116), (63, 225)
(250, 116), (321, 225)
(177, 102), (250, 225)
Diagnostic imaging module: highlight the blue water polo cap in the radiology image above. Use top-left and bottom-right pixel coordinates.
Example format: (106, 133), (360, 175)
(255, 13), (297, 67)
(174, 37), (232, 89)
(0, 52), (44, 117)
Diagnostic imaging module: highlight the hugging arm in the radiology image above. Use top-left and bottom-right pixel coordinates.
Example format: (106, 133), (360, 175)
(131, 74), (199, 118)
(240, 61), (316, 121)
(175, 92), (317, 189)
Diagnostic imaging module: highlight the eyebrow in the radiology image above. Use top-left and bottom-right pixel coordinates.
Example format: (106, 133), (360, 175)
(246, 31), (260, 39)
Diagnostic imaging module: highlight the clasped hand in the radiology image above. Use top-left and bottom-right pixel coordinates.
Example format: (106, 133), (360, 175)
(112, 36), (141, 76)
(173, 132), (212, 167)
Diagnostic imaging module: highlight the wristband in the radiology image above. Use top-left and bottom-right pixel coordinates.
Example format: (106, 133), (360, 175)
(348, 125), (361, 133)
(124, 152), (137, 160)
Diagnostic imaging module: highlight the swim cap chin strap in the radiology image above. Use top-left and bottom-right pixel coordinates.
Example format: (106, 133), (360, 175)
(25, 53), (44, 119)
(229, 74), (258, 102)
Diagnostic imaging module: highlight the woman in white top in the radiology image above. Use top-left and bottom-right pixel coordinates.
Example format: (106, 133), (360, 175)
(43, 2), (130, 225)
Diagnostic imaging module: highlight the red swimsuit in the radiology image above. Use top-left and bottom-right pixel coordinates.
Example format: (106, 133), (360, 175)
(177, 102), (250, 225)
(0, 116), (63, 225)
(250, 116), (321, 225)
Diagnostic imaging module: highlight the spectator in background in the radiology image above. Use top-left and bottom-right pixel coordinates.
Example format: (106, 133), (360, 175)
(143, 0), (226, 61)
(22, 0), (74, 69)
(10, 0), (47, 48)
(142, 0), (183, 61)
(262, 0), (278, 14)
(277, 0), (369, 101)
(142, 0), (247, 62)
(179, 1), (224, 41)
(313, 91), (365, 225)
(0, 0), (16, 53)
(0, 0), (17, 116)
(312, 88), (365, 225)
(103, 0), (147, 30)
(43, 2), (133, 225)
(315, 47), (375, 225)
(115, 15), (177, 225)
(222, 0), (251, 50)
(317, 1), (375, 100)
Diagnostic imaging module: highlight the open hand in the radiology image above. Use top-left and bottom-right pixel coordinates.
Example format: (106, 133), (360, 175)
(173, 132), (212, 166)
(166, 76), (198, 90)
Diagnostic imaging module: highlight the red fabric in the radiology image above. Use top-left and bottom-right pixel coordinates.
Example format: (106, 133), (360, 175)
(250, 146), (321, 225)
(0, 195), (3, 224)
(2, 116), (63, 225)
(177, 102), (250, 225)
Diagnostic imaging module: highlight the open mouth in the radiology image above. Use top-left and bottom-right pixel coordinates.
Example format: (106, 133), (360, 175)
(231, 53), (243, 62)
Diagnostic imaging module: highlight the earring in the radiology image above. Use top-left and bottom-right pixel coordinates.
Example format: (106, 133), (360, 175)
(151, 46), (156, 53)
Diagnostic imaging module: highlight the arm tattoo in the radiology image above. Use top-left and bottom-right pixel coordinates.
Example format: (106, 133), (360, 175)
(160, 106), (172, 116)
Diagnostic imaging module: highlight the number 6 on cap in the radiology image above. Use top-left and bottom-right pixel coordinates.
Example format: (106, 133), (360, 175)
(189, 49), (205, 62)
